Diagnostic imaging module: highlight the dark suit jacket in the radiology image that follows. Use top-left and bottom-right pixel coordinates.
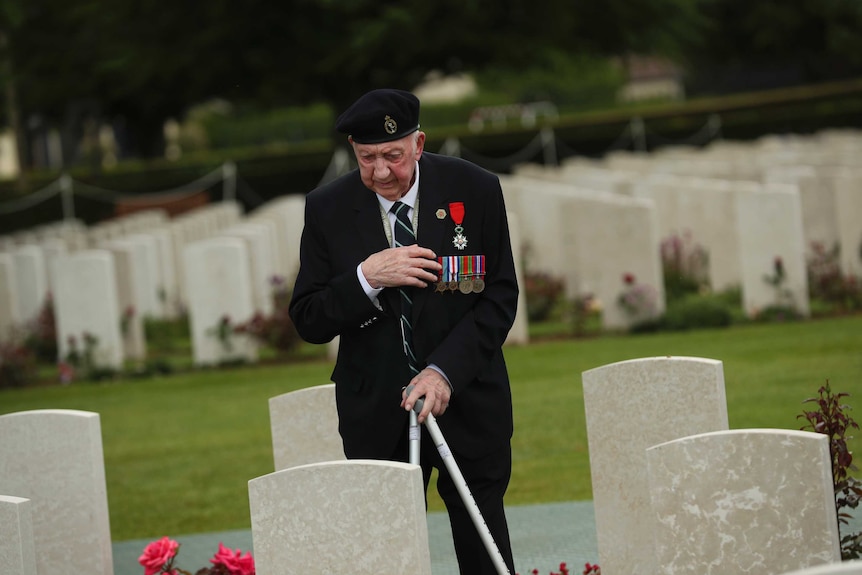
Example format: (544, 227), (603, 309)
(289, 152), (519, 460)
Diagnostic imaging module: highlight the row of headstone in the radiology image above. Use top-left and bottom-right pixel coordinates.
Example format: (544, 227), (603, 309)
(581, 356), (843, 575)
(1, 197), (529, 371)
(260, 362), (853, 575)
(506, 137), (856, 320)
(605, 129), (862, 275)
(0, 391), (428, 575)
(0, 196), (315, 368)
(1, 366), (854, 575)
(5, 128), (858, 357)
(501, 174), (666, 330)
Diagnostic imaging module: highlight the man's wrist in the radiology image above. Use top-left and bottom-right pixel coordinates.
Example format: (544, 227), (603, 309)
(427, 364), (454, 393)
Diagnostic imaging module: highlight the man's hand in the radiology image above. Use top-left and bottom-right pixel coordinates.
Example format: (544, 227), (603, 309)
(362, 246), (441, 289)
(401, 368), (451, 423)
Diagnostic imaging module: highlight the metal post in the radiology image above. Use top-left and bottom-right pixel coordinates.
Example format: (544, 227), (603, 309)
(59, 173), (74, 221)
(222, 161), (237, 203)
(541, 127), (557, 167)
(631, 117), (647, 153)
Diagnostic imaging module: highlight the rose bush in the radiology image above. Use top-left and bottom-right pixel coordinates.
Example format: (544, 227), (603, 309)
(139, 537), (255, 575)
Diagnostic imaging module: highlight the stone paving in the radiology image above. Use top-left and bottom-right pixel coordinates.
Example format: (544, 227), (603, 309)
(112, 500), (598, 575)
(112, 500), (861, 575)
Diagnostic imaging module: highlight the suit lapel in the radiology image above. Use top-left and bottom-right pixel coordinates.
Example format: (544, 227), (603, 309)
(352, 180), (400, 313)
(353, 181), (389, 254)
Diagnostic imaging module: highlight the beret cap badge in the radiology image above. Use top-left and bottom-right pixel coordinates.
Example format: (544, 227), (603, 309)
(384, 115), (397, 135)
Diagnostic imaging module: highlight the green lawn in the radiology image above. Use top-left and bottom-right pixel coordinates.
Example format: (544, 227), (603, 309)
(1, 314), (860, 542)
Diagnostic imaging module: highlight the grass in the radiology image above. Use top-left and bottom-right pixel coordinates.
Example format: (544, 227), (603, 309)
(1, 314), (861, 542)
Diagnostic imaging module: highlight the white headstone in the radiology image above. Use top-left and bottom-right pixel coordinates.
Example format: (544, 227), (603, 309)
(647, 429), (841, 575)
(12, 245), (48, 324)
(629, 173), (684, 241)
(184, 236), (257, 365)
(0, 410), (113, 575)
(505, 210), (529, 345)
(562, 193), (664, 330)
(124, 233), (166, 319)
(764, 165), (838, 255)
(255, 194), (306, 284)
(109, 248), (147, 361)
(671, 177), (744, 292)
(269, 384), (345, 471)
(582, 356), (729, 575)
(220, 222), (278, 315)
(52, 250), (124, 369)
(833, 169), (862, 278)
(167, 222), (190, 310)
(248, 460), (431, 574)
(40, 237), (68, 293)
(736, 184), (810, 318)
(149, 228), (180, 318)
(0, 495), (37, 575)
(0, 252), (20, 338)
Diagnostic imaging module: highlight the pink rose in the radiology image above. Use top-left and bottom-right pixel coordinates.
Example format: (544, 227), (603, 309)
(138, 536), (179, 575)
(211, 542), (255, 575)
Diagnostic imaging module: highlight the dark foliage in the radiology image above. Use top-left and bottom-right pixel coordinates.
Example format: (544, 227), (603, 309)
(798, 382), (862, 559)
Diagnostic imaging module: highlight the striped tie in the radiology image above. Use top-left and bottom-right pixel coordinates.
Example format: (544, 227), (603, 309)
(391, 201), (419, 375)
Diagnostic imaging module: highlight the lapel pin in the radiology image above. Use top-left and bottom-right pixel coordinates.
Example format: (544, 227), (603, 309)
(436, 208), (447, 219)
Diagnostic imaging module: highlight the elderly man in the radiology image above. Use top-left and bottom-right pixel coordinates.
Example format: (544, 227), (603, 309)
(289, 88), (518, 574)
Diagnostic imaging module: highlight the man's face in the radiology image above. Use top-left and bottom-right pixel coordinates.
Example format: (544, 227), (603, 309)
(351, 131), (425, 201)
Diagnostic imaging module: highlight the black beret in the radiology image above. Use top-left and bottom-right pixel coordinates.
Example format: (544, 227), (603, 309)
(335, 89), (421, 144)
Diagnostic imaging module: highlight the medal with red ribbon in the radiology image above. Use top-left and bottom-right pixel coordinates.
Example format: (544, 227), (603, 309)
(449, 202), (467, 250)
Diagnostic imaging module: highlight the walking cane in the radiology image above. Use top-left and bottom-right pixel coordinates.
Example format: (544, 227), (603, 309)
(405, 385), (511, 575)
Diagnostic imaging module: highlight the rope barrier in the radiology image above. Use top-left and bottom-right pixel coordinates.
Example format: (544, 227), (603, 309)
(0, 179), (62, 215)
(458, 130), (547, 172)
(642, 114), (723, 147)
(317, 147), (354, 187)
(70, 166), (225, 202)
(234, 172), (267, 209)
(553, 122), (635, 159)
(0, 116), (724, 222)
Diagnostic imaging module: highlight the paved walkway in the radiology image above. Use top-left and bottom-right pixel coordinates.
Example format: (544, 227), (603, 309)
(113, 500), (862, 575)
(112, 500), (597, 575)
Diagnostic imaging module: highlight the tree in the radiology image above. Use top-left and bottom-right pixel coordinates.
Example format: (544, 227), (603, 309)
(680, 0), (862, 92)
(9, 0), (818, 167)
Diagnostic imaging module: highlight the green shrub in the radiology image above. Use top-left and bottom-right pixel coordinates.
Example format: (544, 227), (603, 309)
(145, 316), (191, 350)
(798, 382), (862, 560)
(660, 294), (734, 331)
(190, 103), (335, 150)
(754, 304), (805, 323)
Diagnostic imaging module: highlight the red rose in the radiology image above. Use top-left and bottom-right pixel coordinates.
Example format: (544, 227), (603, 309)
(138, 537), (179, 575)
(210, 542), (255, 575)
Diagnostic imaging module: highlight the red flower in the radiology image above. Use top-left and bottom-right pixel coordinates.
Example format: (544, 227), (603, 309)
(58, 362), (75, 384)
(138, 537), (179, 575)
(210, 542), (255, 575)
(622, 273), (635, 285)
